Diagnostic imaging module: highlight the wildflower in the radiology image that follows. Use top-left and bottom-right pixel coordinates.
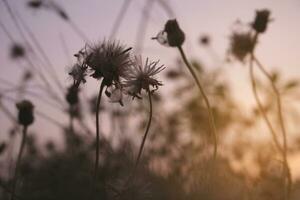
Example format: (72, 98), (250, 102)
(16, 100), (34, 126)
(68, 63), (87, 87)
(152, 19), (185, 47)
(252, 9), (271, 33)
(123, 56), (164, 99)
(229, 31), (256, 62)
(83, 41), (132, 87)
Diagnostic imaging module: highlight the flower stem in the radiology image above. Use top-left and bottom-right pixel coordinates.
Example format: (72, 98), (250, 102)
(10, 125), (28, 200)
(177, 46), (218, 159)
(94, 81), (105, 181)
(252, 55), (292, 199)
(133, 91), (153, 175)
(249, 59), (283, 153)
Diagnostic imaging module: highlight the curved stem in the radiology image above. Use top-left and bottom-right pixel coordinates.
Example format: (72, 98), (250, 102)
(249, 60), (283, 153)
(252, 55), (291, 199)
(133, 91), (153, 175)
(94, 81), (105, 181)
(177, 46), (218, 159)
(10, 125), (28, 200)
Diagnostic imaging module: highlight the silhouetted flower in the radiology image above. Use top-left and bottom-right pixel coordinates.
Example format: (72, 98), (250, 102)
(252, 9), (271, 33)
(229, 31), (255, 62)
(153, 19), (185, 47)
(16, 100), (34, 126)
(10, 43), (25, 59)
(81, 41), (132, 88)
(123, 56), (164, 99)
(68, 63), (87, 87)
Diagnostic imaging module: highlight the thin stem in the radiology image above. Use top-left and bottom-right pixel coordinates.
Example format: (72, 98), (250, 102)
(94, 81), (105, 180)
(133, 91), (153, 174)
(248, 61), (283, 153)
(252, 55), (292, 199)
(177, 46), (217, 159)
(10, 125), (28, 200)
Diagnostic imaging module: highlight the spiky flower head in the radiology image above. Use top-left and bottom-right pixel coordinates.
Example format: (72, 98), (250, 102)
(83, 41), (132, 87)
(153, 19), (185, 47)
(123, 56), (164, 99)
(68, 63), (88, 87)
(16, 100), (34, 126)
(252, 9), (271, 33)
(229, 31), (256, 62)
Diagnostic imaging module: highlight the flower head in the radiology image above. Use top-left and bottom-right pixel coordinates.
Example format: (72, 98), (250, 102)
(229, 31), (256, 62)
(16, 100), (34, 126)
(123, 56), (164, 99)
(252, 9), (271, 33)
(153, 19), (185, 47)
(83, 41), (132, 87)
(68, 63), (88, 87)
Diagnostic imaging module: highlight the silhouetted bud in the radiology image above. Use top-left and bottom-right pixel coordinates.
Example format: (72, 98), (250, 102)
(10, 44), (25, 59)
(16, 100), (34, 126)
(229, 32), (256, 62)
(66, 85), (79, 105)
(252, 9), (271, 33)
(164, 19), (185, 47)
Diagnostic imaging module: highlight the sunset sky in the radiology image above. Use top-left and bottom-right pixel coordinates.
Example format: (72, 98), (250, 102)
(0, 0), (299, 159)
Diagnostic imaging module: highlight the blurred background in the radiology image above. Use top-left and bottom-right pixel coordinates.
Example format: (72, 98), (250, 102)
(0, 0), (300, 199)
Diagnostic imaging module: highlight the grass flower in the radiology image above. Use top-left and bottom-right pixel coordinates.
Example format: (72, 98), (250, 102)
(152, 19), (185, 47)
(16, 100), (34, 127)
(252, 9), (271, 33)
(84, 41), (132, 86)
(11, 100), (34, 200)
(123, 56), (164, 99)
(229, 31), (256, 62)
(124, 56), (164, 182)
(153, 19), (218, 160)
(68, 63), (88, 88)
(71, 40), (132, 188)
(228, 9), (291, 200)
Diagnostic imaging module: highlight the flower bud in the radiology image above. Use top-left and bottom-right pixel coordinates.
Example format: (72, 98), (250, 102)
(164, 19), (185, 47)
(66, 85), (79, 106)
(16, 100), (34, 126)
(252, 9), (271, 33)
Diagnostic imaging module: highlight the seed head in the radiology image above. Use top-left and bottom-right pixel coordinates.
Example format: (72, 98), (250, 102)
(252, 9), (271, 33)
(123, 56), (164, 99)
(16, 100), (34, 126)
(229, 31), (256, 62)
